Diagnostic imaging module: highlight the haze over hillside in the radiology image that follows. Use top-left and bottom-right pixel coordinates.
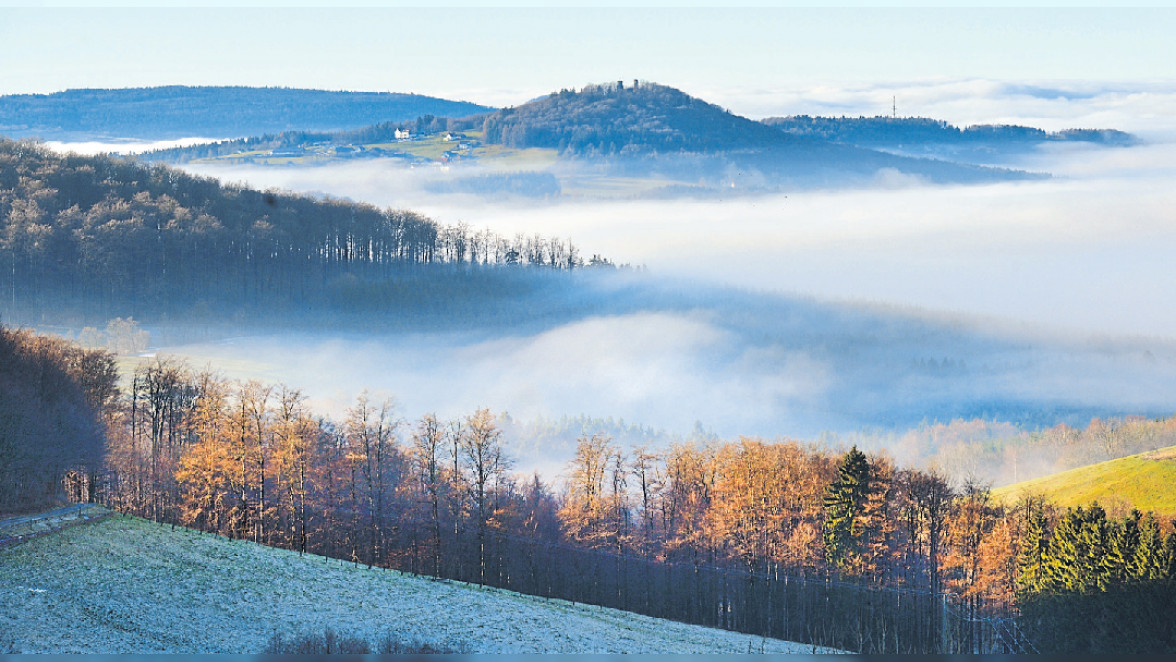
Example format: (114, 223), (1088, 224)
(131, 81), (1062, 197)
(0, 86), (495, 141)
(763, 115), (1136, 165)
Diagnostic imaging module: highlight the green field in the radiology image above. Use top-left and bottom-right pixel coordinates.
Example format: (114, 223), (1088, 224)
(187, 130), (560, 171)
(992, 445), (1176, 516)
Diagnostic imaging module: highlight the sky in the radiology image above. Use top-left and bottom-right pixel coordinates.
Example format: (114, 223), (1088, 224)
(2, 7), (1175, 118)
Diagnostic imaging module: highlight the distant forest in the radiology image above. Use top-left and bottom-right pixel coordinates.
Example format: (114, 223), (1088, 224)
(0, 139), (608, 325)
(763, 115), (1136, 147)
(0, 86), (494, 141)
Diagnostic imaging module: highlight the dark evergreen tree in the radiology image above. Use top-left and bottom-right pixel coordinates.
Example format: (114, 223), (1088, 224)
(1132, 514), (1168, 581)
(1103, 510), (1142, 583)
(1042, 504), (1110, 593)
(822, 446), (872, 575)
(1016, 498), (1051, 595)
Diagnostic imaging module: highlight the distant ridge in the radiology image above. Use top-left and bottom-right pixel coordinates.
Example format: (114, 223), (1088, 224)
(0, 86), (496, 141)
(762, 115), (1136, 148)
(477, 81), (1039, 186)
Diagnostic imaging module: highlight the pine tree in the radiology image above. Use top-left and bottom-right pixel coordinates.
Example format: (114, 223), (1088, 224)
(1016, 498), (1051, 595)
(1132, 514), (1167, 581)
(1103, 510), (1141, 584)
(1044, 504), (1109, 593)
(1165, 520), (1176, 578)
(1079, 503), (1111, 591)
(822, 446), (872, 575)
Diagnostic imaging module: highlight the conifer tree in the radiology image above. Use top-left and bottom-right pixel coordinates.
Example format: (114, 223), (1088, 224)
(1132, 514), (1167, 581)
(1016, 498), (1051, 595)
(1044, 504), (1109, 593)
(822, 446), (872, 575)
(1165, 521), (1176, 577)
(1103, 510), (1141, 583)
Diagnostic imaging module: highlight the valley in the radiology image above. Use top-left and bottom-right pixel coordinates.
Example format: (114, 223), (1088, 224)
(2, 6), (1176, 651)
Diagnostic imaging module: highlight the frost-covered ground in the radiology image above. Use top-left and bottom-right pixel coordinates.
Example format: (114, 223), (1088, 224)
(0, 515), (839, 653)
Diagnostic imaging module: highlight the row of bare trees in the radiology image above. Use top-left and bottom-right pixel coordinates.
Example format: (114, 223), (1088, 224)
(92, 358), (1060, 650)
(7, 326), (1172, 651)
(5, 348), (1148, 652)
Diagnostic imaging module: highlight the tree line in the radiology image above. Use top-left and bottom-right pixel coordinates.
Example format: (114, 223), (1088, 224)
(0, 139), (609, 323)
(83, 356), (1175, 652)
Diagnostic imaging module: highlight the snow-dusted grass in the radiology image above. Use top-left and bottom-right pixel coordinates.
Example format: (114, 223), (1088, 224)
(0, 515), (839, 653)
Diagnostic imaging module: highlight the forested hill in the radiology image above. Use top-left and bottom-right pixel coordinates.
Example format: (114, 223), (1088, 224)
(762, 115), (1136, 148)
(0, 139), (598, 325)
(0, 87), (495, 141)
(474, 82), (1037, 187)
(481, 81), (802, 155)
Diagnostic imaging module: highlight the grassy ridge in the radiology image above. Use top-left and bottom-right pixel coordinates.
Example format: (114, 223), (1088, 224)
(992, 446), (1176, 516)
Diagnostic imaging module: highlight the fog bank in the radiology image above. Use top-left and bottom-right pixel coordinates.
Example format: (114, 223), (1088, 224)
(180, 137), (1176, 339)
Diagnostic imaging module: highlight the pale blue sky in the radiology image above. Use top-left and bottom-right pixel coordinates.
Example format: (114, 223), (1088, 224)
(1, 7), (1173, 114)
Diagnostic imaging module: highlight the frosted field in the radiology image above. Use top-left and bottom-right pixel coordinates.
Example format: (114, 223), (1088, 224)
(0, 515), (836, 653)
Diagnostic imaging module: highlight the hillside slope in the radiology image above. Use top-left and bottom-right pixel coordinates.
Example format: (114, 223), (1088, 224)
(992, 445), (1176, 516)
(0, 86), (495, 141)
(0, 514), (833, 654)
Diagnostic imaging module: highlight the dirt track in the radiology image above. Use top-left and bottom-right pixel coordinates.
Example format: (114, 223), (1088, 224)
(0, 504), (110, 549)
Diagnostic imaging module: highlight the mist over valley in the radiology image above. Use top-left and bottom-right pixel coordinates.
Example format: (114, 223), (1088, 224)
(11, 78), (1176, 487)
(8, 7), (1176, 653)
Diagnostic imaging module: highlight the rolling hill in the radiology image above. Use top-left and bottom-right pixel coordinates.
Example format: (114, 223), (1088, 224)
(0, 513), (833, 653)
(482, 81), (797, 154)
(0, 86), (495, 141)
(476, 82), (1039, 189)
(992, 445), (1176, 516)
(142, 81), (1042, 194)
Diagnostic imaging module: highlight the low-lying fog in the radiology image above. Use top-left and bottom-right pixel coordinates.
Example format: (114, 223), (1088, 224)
(180, 139), (1176, 339)
(48, 80), (1176, 475)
